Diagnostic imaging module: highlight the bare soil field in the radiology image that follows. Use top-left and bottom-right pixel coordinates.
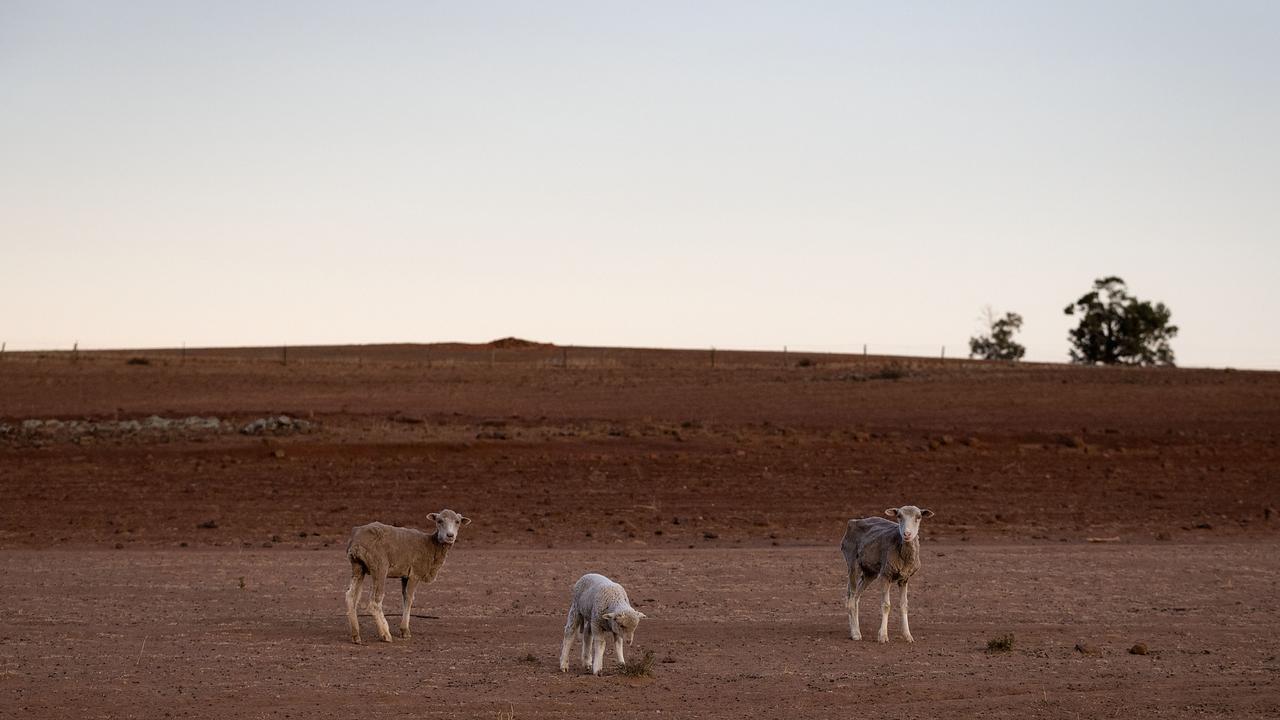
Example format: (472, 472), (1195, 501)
(2, 344), (1278, 718)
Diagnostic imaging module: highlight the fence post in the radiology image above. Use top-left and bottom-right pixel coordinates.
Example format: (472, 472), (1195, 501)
(73, 341), (79, 363)
(783, 345), (787, 368)
(863, 343), (867, 359)
(1, 341), (5, 358)
(941, 345), (946, 360)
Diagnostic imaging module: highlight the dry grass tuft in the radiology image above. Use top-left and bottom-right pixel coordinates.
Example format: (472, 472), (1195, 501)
(987, 633), (1014, 652)
(617, 650), (656, 677)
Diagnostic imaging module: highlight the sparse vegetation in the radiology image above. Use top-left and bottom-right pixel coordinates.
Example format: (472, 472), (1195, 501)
(872, 364), (908, 380)
(126, 357), (151, 366)
(987, 633), (1014, 652)
(617, 650), (656, 677)
(795, 357), (815, 368)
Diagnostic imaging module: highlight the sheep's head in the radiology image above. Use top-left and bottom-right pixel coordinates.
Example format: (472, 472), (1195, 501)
(885, 505), (934, 543)
(427, 509), (471, 545)
(601, 609), (647, 644)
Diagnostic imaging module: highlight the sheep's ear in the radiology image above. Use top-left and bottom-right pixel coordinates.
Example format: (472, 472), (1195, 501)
(920, 509), (935, 518)
(601, 612), (617, 621)
(459, 516), (472, 525)
(884, 508), (899, 518)
(636, 611), (648, 619)
(426, 513), (439, 523)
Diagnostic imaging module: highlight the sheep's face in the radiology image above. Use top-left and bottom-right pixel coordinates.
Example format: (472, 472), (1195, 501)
(601, 609), (646, 644)
(885, 505), (934, 543)
(426, 509), (471, 545)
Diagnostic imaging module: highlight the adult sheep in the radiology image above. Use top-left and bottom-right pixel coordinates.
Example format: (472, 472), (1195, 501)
(344, 509), (471, 644)
(840, 505), (934, 643)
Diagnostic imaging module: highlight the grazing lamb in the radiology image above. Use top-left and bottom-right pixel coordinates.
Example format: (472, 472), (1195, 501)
(344, 509), (471, 644)
(840, 505), (934, 643)
(559, 573), (647, 675)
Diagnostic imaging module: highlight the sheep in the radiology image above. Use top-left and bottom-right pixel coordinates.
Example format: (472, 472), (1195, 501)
(840, 505), (934, 643)
(559, 573), (647, 675)
(344, 509), (471, 644)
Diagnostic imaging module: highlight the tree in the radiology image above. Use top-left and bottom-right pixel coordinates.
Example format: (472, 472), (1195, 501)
(969, 307), (1026, 361)
(1063, 276), (1177, 366)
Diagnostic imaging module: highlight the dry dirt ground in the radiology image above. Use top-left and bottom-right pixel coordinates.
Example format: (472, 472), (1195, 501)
(2, 345), (1278, 718)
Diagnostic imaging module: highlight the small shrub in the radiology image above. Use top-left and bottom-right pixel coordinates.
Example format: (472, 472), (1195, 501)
(872, 364), (908, 380)
(987, 633), (1014, 652)
(796, 357), (815, 368)
(618, 650), (656, 677)
(126, 357), (151, 366)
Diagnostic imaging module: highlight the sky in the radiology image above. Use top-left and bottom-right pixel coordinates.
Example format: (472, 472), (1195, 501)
(2, 1), (1277, 367)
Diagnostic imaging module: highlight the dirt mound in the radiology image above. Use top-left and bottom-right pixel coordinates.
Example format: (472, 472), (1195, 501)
(487, 337), (552, 349)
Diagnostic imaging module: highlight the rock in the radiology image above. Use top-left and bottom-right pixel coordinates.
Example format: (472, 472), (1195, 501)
(1074, 642), (1100, 655)
(1129, 643), (1149, 655)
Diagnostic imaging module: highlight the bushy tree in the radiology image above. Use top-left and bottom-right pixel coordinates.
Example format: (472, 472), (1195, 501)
(1063, 276), (1177, 366)
(969, 308), (1026, 361)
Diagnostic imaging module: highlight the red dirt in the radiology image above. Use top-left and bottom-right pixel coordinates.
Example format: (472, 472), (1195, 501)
(1, 346), (1278, 718)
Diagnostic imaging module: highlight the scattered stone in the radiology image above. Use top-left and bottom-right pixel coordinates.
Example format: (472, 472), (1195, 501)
(240, 415), (312, 435)
(1075, 642), (1100, 655)
(197, 520), (218, 529)
(1129, 643), (1149, 655)
(702, 531), (719, 540)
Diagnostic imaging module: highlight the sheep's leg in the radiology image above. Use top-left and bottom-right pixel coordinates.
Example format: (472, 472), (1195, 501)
(846, 570), (868, 640)
(591, 632), (606, 676)
(368, 568), (393, 643)
(399, 576), (420, 639)
(877, 580), (892, 643)
(345, 563), (366, 644)
(899, 581), (913, 643)
(560, 609), (580, 672)
(580, 624), (591, 669)
(614, 634), (625, 666)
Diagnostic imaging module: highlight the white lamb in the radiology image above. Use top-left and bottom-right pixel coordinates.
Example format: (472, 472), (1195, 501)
(559, 573), (647, 675)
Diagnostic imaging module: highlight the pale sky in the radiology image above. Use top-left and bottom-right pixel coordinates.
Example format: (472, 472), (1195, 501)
(2, 1), (1277, 367)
